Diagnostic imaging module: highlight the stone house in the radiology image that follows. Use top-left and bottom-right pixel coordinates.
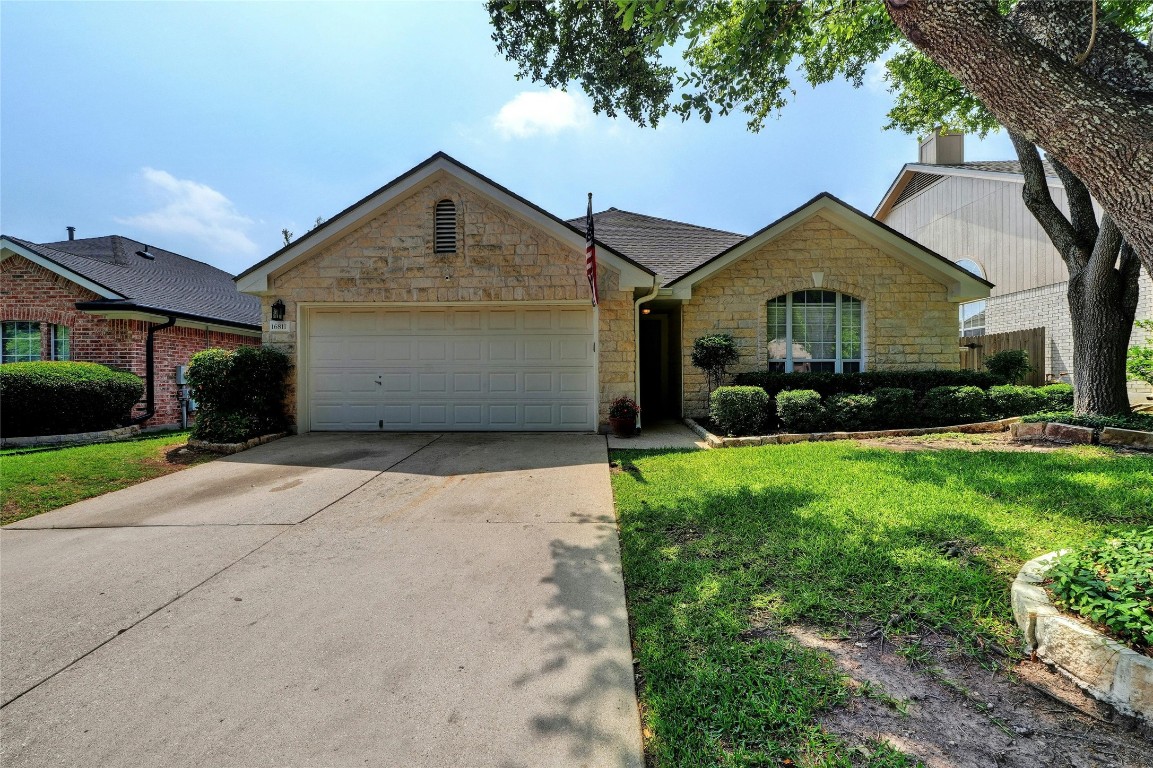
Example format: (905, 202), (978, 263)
(0, 234), (261, 427)
(235, 152), (989, 432)
(875, 131), (1153, 399)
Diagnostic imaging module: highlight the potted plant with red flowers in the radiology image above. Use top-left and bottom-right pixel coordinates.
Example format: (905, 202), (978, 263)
(608, 395), (640, 438)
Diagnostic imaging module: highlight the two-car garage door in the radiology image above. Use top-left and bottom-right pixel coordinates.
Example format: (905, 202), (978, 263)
(307, 306), (596, 431)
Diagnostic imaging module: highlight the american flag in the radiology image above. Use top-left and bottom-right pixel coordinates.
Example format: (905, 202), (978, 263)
(585, 192), (599, 307)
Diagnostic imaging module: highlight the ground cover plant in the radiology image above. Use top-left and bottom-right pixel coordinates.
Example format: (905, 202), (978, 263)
(1045, 527), (1153, 652)
(0, 431), (212, 525)
(1021, 410), (1153, 432)
(610, 441), (1153, 766)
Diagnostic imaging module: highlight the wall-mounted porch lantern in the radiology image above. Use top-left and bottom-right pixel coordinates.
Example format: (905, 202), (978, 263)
(271, 299), (286, 322)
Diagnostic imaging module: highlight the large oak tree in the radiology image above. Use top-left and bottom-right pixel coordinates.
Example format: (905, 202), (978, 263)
(488, 0), (1152, 414)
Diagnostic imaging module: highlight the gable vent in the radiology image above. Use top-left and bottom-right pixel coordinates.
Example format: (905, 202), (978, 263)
(893, 172), (944, 207)
(434, 199), (457, 253)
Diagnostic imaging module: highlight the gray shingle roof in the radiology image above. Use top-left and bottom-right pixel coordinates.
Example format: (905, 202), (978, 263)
(567, 208), (745, 284)
(932, 159), (1059, 177)
(6, 235), (260, 329)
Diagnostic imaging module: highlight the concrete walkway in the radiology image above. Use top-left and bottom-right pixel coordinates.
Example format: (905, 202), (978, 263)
(1, 433), (643, 768)
(607, 420), (707, 450)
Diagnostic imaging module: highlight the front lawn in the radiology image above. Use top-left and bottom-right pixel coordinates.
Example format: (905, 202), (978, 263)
(611, 441), (1153, 766)
(1, 431), (215, 525)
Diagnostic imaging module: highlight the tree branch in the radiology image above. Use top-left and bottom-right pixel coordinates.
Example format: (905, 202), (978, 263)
(1047, 156), (1098, 246)
(1086, 213), (1123, 288)
(1009, 131), (1081, 268)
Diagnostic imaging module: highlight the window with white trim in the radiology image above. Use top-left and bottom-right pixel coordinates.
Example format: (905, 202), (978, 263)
(2, 321), (41, 363)
(954, 259), (986, 337)
(766, 291), (862, 373)
(434, 199), (457, 253)
(51, 325), (70, 360)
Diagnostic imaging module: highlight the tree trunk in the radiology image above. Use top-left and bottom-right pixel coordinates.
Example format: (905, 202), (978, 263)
(1068, 272), (1137, 415)
(884, 0), (1153, 273)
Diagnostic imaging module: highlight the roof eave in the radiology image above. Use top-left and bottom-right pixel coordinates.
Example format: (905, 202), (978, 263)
(1, 237), (125, 300)
(75, 300), (261, 333)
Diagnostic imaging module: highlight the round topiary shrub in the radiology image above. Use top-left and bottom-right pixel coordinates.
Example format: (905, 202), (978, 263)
(709, 385), (771, 436)
(0, 362), (144, 437)
(776, 389), (826, 433)
(921, 385), (990, 426)
(988, 385), (1046, 418)
(826, 393), (877, 431)
(871, 387), (917, 429)
(187, 346), (290, 443)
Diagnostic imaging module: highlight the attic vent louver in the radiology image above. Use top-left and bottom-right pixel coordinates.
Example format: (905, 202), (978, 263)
(434, 199), (457, 254)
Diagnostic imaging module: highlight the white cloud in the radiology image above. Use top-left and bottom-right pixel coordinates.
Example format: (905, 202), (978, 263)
(118, 168), (258, 255)
(492, 90), (590, 139)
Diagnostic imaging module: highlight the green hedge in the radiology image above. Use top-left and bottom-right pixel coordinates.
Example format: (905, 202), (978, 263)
(826, 393), (876, 431)
(776, 390), (827, 433)
(1036, 383), (1074, 411)
(1047, 527), (1153, 650)
(0, 362), (143, 437)
(1020, 410), (1153, 432)
(921, 385), (990, 426)
(872, 387), (917, 429)
(988, 385), (1046, 419)
(709, 386), (771, 436)
(733, 369), (1003, 399)
(187, 347), (290, 443)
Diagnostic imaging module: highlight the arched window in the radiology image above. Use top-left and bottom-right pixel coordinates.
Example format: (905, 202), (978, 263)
(955, 259), (986, 337)
(434, 199), (457, 253)
(766, 291), (862, 373)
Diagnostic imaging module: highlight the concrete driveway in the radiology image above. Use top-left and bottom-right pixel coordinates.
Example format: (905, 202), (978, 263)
(1, 433), (643, 768)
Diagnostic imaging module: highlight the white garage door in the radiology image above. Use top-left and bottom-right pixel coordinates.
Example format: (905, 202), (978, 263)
(307, 306), (596, 431)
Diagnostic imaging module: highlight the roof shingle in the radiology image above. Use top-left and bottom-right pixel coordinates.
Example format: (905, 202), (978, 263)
(567, 208), (745, 284)
(5, 235), (260, 328)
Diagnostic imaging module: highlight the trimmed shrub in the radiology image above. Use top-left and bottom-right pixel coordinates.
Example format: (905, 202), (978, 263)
(1128, 320), (1153, 385)
(186, 346), (290, 443)
(0, 362), (143, 437)
(983, 349), (1033, 385)
(920, 386), (990, 426)
(709, 386), (771, 436)
(826, 393), (877, 431)
(988, 385), (1046, 418)
(733, 369), (1001, 400)
(1036, 383), (1074, 411)
(872, 387), (917, 429)
(776, 389), (826, 433)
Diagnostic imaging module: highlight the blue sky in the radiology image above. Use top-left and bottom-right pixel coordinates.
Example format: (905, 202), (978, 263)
(1, 1), (1015, 276)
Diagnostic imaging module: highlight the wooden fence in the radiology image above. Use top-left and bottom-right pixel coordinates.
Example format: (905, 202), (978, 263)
(959, 327), (1046, 386)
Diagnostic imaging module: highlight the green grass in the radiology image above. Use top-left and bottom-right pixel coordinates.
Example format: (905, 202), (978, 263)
(0, 431), (213, 525)
(611, 441), (1153, 766)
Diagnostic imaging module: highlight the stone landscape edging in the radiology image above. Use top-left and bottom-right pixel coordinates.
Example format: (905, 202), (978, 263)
(187, 432), (289, 455)
(0, 425), (142, 449)
(684, 416), (1019, 449)
(1011, 552), (1152, 723)
(1010, 421), (1153, 451)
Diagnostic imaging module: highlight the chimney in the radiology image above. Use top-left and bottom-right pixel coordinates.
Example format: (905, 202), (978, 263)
(919, 129), (964, 165)
(66, 226), (76, 241)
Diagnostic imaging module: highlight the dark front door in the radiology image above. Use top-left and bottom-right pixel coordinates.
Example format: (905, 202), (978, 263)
(639, 314), (669, 419)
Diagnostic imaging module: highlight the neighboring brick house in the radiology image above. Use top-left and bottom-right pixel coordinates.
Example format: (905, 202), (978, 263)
(874, 131), (1153, 399)
(235, 152), (988, 432)
(0, 234), (261, 427)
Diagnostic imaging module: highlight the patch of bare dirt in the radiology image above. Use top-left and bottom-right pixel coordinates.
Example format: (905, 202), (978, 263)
(785, 625), (1151, 768)
(860, 431), (1104, 453)
(160, 443), (215, 466)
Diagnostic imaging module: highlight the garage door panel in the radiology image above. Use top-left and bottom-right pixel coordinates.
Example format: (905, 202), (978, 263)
(308, 306), (596, 431)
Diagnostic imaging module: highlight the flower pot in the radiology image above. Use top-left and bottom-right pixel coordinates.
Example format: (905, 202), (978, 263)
(609, 416), (636, 438)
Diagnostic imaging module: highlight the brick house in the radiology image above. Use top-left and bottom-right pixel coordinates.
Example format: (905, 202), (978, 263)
(0, 234), (261, 427)
(874, 131), (1153, 398)
(235, 152), (988, 433)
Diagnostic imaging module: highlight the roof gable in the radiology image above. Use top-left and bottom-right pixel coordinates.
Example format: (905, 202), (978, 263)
(666, 193), (991, 302)
(235, 152), (656, 293)
(874, 160), (1062, 220)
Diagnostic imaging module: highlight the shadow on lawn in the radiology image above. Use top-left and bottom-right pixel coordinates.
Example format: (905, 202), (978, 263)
(844, 445), (1153, 526)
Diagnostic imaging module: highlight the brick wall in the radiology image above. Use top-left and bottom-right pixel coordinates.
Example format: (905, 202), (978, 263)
(265, 173), (634, 427)
(680, 214), (958, 417)
(985, 273), (1152, 396)
(1, 254), (257, 428)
